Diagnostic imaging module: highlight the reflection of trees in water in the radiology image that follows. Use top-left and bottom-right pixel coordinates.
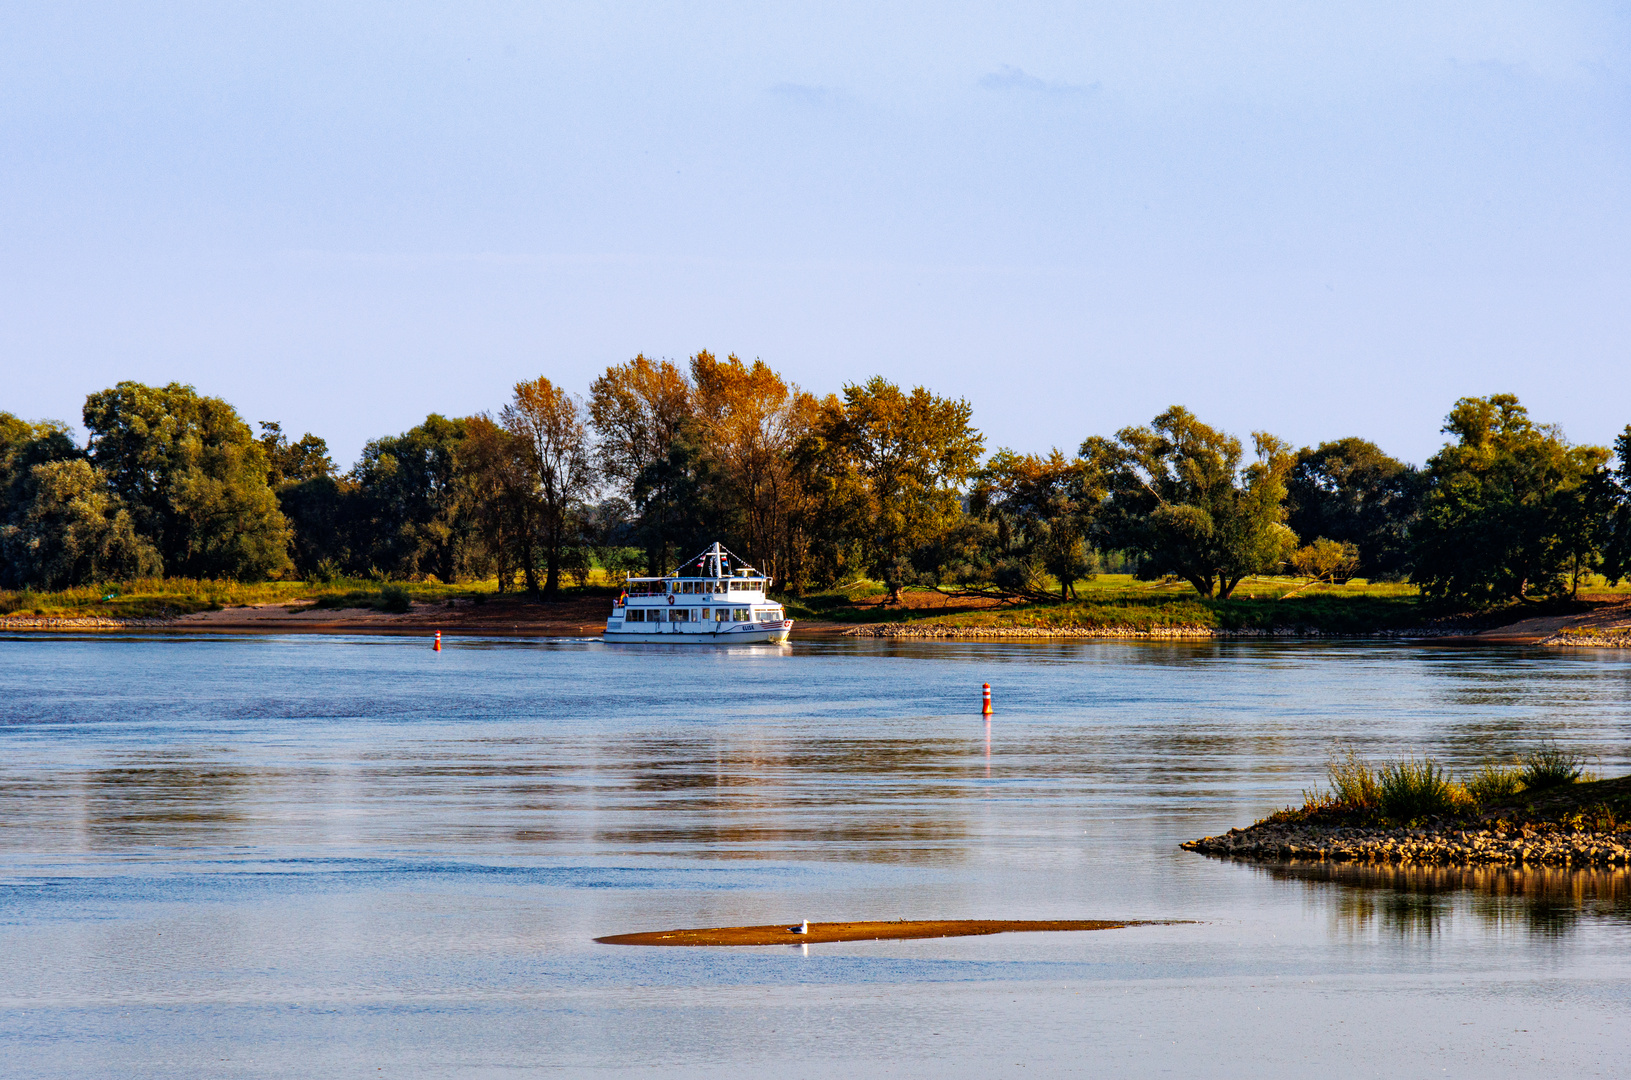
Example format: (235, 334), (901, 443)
(1263, 861), (1631, 938)
(588, 734), (976, 863)
(85, 764), (252, 845)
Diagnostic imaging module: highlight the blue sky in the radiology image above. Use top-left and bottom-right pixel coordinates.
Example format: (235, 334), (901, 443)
(3, 2), (1628, 467)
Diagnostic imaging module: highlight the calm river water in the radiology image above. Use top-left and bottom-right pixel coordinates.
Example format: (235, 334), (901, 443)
(2, 634), (1629, 1078)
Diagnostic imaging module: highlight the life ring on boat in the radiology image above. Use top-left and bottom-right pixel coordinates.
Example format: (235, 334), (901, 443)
(667, 595), (675, 605)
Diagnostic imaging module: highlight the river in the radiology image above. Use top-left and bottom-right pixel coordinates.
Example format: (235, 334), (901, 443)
(2, 634), (1628, 1077)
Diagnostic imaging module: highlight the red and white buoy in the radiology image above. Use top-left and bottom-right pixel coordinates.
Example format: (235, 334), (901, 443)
(981, 682), (992, 715)
(433, 631), (442, 652)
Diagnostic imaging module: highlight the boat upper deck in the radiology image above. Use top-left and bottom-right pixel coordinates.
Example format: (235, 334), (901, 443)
(621, 576), (767, 599)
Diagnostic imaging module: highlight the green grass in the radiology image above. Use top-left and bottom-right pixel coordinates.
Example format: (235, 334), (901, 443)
(0, 571), (626, 620)
(781, 574), (1434, 634)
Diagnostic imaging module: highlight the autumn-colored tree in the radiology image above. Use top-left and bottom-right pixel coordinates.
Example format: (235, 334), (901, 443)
(690, 351), (820, 587)
(502, 376), (597, 597)
(588, 354), (693, 574)
(1085, 407), (1297, 598)
(810, 377), (984, 602)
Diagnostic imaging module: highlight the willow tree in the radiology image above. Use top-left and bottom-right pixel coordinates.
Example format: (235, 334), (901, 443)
(83, 381), (290, 580)
(1085, 406), (1296, 598)
(502, 376), (596, 598)
(971, 448), (1100, 599)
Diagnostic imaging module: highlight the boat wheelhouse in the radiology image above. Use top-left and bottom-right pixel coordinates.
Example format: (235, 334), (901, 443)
(604, 542), (793, 644)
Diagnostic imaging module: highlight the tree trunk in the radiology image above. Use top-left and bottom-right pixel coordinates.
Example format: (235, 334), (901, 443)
(521, 525), (539, 594)
(543, 542), (560, 599)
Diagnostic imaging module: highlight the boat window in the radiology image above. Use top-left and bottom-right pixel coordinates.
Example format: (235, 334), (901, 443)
(625, 609), (641, 623)
(700, 608), (710, 620)
(715, 609), (727, 621)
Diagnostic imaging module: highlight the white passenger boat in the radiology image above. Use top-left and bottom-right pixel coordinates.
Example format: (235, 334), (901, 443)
(604, 543), (793, 644)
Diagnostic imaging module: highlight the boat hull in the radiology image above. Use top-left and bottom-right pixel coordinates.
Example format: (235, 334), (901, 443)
(604, 621), (792, 645)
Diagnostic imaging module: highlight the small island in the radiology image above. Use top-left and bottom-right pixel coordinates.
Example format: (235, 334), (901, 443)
(1183, 750), (1631, 868)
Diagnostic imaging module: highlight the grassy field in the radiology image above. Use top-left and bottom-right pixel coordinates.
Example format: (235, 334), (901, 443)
(0, 574), (622, 620)
(782, 573), (1631, 633)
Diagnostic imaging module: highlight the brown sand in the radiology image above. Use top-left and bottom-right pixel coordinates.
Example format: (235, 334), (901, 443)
(595, 918), (1167, 946)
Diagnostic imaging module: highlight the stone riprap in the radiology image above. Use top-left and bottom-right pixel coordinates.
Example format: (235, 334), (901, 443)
(0, 616), (173, 630)
(1183, 820), (1631, 868)
(842, 623), (1463, 640)
(1541, 629), (1631, 648)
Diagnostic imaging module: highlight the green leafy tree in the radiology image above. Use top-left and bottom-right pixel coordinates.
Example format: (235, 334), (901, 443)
(258, 422), (335, 488)
(82, 382), (290, 580)
(0, 413), (80, 531)
(1602, 427), (1631, 585)
(1285, 438), (1423, 580)
(971, 449), (1100, 599)
(1084, 406), (1297, 598)
(1411, 394), (1608, 605)
(2, 459), (161, 588)
(351, 414), (472, 581)
(1, 414), (159, 588)
(456, 414), (532, 592)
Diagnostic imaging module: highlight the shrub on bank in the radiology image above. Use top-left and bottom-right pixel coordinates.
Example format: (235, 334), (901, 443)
(1520, 745), (1589, 790)
(1280, 745), (1593, 827)
(1376, 758), (1468, 822)
(1465, 763), (1524, 805)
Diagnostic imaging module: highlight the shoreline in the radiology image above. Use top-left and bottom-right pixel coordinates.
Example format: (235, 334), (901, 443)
(1183, 775), (1631, 868)
(3, 596), (1630, 647)
(2, 613), (1626, 646)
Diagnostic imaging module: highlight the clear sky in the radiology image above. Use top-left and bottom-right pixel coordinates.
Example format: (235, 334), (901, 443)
(3, 2), (1628, 468)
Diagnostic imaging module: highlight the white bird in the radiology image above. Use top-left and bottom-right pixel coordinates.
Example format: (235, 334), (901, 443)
(789, 919), (809, 934)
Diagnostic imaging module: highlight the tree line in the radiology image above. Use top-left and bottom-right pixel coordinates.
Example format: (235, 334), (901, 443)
(3, 357), (1630, 608)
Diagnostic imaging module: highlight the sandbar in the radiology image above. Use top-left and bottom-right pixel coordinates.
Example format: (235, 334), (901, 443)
(596, 918), (1166, 946)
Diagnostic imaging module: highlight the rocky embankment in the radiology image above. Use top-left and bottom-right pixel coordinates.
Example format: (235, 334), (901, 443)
(1541, 629), (1631, 648)
(842, 623), (1459, 639)
(1182, 820), (1631, 868)
(0, 616), (174, 630)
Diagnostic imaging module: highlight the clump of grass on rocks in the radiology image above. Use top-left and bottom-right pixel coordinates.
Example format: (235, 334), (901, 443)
(1376, 758), (1471, 821)
(1285, 744), (1592, 828)
(1520, 744), (1589, 790)
(1465, 763), (1524, 804)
